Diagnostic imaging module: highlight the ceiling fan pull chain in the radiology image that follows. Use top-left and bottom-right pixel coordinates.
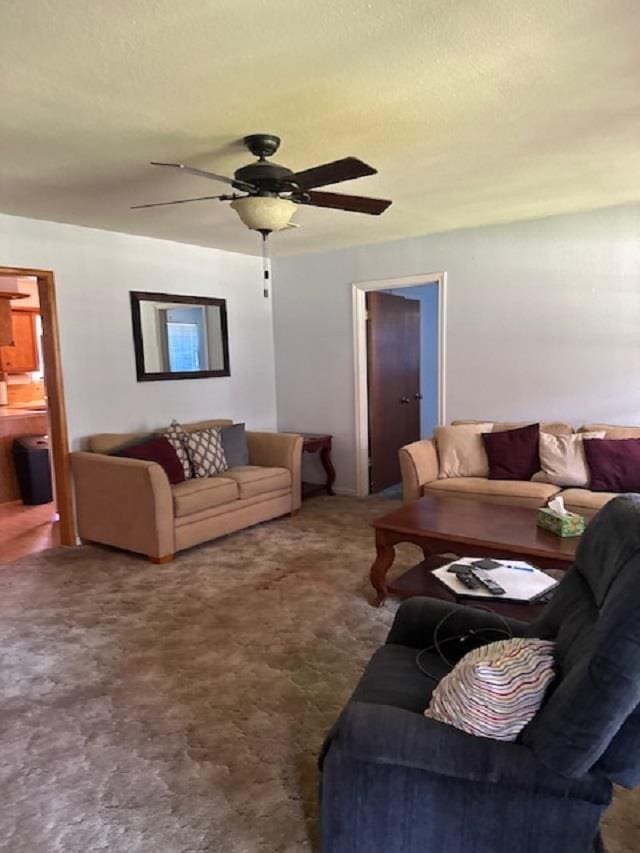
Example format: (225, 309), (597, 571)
(260, 230), (271, 299)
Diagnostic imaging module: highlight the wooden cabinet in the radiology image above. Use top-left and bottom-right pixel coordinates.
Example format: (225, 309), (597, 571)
(0, 310), (39, 373)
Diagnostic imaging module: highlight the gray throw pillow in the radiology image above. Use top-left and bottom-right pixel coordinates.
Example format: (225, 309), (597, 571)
(220, 423), (249, 467)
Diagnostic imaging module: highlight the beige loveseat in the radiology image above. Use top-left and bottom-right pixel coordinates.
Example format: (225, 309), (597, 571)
(399, 420), (638, 514)
(71, 419), (302, 562)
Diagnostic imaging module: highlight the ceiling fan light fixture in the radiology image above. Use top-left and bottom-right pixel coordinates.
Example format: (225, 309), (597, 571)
(230, 196), (297, 232)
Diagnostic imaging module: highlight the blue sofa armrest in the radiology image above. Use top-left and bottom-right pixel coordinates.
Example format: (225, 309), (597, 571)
(386, 597), (530, 653)
(329, 701), (609, 800)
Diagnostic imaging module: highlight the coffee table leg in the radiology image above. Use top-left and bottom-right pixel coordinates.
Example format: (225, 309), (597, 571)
(369, 530), (396, 607)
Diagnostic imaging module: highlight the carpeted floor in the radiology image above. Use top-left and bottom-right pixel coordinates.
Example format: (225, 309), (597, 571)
(0, 495), (638, 852)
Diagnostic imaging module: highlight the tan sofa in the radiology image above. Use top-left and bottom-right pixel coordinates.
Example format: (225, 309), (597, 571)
(399, 420), (637, 514)
(71, 419), (303, 562)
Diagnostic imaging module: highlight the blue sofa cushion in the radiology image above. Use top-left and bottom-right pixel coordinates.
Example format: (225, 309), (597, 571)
(351, 644), (448, 713)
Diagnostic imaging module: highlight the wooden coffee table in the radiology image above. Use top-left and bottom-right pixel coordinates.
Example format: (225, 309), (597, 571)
(369, 495), (588, 621)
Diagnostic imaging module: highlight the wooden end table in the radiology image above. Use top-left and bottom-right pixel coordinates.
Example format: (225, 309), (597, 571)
(298, 433), (335, 498)
(369, 495), (588, 622)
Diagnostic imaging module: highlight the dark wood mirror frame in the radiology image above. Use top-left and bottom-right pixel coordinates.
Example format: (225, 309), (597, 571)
(130, 291), (230, 382)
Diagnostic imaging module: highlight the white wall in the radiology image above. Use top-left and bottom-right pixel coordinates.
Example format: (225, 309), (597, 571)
(273, 203), (640, 494)
(0, 213), (274, 448)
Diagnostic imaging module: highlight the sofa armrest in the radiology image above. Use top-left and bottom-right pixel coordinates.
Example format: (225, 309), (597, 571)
(399, 438), (439, 503)
(386, 597), (530, 654)
(245, 431), (303, 510)
(71, 452), (175, 559)
(327, 702), (602, 798)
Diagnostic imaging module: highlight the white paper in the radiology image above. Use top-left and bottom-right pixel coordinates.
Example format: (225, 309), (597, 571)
(547, 495), (568, 517)
(433, 557), (559, 602)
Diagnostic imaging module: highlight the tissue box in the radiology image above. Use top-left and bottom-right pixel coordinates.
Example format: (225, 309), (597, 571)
(537, 507), (585, 538)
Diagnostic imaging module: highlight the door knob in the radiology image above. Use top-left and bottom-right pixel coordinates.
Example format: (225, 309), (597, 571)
(414, 393), (423, 400)
(399, 396), (410, 404)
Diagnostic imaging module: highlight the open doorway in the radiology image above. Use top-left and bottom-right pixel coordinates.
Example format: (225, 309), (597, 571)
(353, 273), (446, 497)
(0, 267), (74, 562)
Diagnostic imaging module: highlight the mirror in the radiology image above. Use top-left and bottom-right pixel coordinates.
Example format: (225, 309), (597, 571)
(130, 291), (230, 381)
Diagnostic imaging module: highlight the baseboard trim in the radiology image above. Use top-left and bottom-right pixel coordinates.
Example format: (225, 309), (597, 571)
(301, 484), (357, 497)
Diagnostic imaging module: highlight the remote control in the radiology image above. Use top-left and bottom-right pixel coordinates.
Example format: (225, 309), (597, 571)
(471, 558), (502, 571)
(470, 567), (506, 596)
(456, 570), (480, 590)
(447, 563), (476, 574)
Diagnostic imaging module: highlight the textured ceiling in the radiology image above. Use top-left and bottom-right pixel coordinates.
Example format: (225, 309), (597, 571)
(1, 0), (639, 256)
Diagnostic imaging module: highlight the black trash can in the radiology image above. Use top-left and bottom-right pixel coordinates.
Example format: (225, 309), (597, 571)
(12, 435), (53, 505)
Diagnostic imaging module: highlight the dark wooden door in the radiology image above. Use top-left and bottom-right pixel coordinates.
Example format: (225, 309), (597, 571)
(367, 291), (421, 492)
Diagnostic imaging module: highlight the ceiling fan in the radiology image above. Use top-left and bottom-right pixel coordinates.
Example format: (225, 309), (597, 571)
(131, 133), (392, 235)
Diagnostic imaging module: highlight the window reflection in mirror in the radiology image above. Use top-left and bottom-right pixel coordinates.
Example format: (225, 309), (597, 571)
(130, 292), (230, 381)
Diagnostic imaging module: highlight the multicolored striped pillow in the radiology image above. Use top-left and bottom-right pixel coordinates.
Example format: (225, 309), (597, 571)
(425, 638), (555, 741)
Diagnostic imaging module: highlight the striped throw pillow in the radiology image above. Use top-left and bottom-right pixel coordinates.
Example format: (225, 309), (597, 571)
(425, 638), (555, 741)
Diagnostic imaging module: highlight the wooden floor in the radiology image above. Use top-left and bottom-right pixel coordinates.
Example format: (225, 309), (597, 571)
(0, 500), (59, 564)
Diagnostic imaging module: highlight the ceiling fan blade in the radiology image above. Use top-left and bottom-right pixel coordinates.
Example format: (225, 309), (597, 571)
(287, 157), (376, 190)
(150, 161), (255, 192)
(297, 190), (392, 215)
(130, 194), (230, 210)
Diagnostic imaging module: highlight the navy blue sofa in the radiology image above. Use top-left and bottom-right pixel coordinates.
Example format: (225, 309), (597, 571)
(320, 494), (640, 852)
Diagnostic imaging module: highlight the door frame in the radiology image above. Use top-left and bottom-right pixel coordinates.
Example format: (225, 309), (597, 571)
(0, 266), (76, 545)
(352, 272), (447, 497)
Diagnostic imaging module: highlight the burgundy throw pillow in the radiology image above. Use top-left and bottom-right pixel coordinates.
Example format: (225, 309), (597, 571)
(481, 423), (540, 481)
(583, 437), (640, 492)
(116, 436), (185, 485)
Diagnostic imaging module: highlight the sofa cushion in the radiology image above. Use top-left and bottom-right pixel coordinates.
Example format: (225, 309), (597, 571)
(533, 431), (605, 488)
(172, 476), (239, 518)
(482, 423), (541, 480)
(583, 437), (640, 492)
(115, 436), (185, 485)
(222, 465), (291, 499)
(182, 418), (233, 434)
(89, 432), (149, 454)
(425, 477), (560, 506)
(559, 489), (618, 513)
(453, 420), (573, 436)
(186, 427), (228, 478)
(351, 644), (446, 713)
(108, 432), (156, 453)
(163, 419), (192, 480)
(579, 423), (640, 439)
(435, 423), (493, 478)
(86, 419), (234, 454)
(220, 423), (250, 467)
(494, 422), (573, 437)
